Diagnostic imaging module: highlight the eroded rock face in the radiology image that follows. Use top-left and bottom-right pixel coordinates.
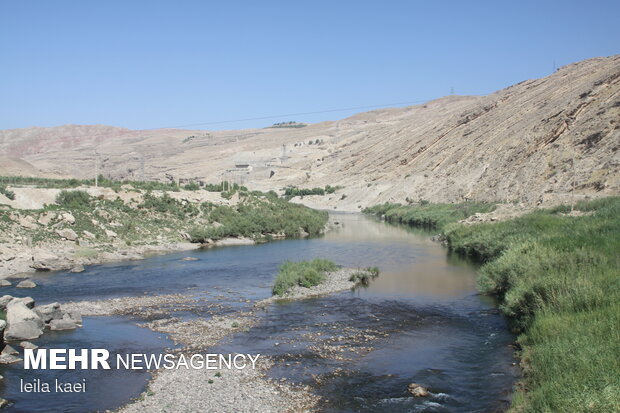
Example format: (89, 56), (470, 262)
(5, 300), (44, 341)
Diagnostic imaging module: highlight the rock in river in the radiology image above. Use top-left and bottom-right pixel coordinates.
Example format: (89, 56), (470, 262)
(408, 383), (430, 397)
(19, 341), (38, 350)
(0, 280), (11, 287)
(16, 279), (37, 288)
(34, 302), (63, 323)
(49, 319), (77, 331)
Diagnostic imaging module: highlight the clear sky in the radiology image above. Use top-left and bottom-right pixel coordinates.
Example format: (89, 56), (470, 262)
(1, 0), (619, 131)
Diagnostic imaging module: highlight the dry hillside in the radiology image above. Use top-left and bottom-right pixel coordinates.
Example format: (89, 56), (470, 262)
(1, 55), (619, 211)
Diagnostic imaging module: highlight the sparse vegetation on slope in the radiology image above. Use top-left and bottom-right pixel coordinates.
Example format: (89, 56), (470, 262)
(368, 198), (620, 412)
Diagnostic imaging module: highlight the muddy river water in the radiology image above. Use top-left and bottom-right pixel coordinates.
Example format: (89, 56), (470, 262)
(0, 213), (517, 412)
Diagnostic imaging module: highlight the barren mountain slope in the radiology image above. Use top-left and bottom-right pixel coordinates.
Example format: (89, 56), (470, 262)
(1, 55), (618, 211)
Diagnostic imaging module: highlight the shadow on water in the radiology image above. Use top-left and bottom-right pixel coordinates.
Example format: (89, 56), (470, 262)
(1, 212), (516, 412)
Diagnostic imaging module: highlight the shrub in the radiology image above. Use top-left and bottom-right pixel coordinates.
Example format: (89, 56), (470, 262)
(0, 186), (15, 200)
(349, 267), (380, 285)
(56, 190), (91, 209)
(183, 182), (200, 191)
(272, 259), (338, 296)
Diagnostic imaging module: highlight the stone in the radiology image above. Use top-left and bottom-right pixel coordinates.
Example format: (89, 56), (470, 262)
(0, 320), (6, 332)
(37, 211), (56, 226)
(55, 228), (78, 241)
(34, 302), (63, 323)
(31, 251), (69, 271)
(19, 341), (38, 350)
(105, 229), (118, 238)
(16, 279), (37, 288)
(63, 311), (82, 326)
(70, 265), (85, 273)
(181, 257), (198, 261)
(0, 279), (11, 287)
(0, 398), (8, 408)
(12, 296), (34, 309)
(298, 228), (309, 237)
(4, 300), (44, 340)
(0, 295), (12, 310)
(18, 215), (39, 230)
(60, 212), (76, 224)
(82, 230), (96, 239)
(49, 319), (77, 331)
(0, 354), (22, 364)
(407, 383), (429, 397)
(1, 345), (18, 356)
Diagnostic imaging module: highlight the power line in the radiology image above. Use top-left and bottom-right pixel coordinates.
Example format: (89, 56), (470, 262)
(155, 99), (433, 129)
(10, 94), (493, 143)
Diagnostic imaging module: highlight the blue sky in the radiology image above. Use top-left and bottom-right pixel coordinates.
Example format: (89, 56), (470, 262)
(1, 1), (619, 130)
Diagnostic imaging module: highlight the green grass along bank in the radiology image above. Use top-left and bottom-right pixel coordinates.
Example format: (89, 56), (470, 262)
(364, 198), (620, 413)
(0, 188), (328, 277)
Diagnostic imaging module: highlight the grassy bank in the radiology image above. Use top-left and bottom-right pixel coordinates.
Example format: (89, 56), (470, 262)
(0, 188), (327, 250)
(363, 201), (496, 229)
(272, 259), (338, 296)
(364, 198), (620, 412)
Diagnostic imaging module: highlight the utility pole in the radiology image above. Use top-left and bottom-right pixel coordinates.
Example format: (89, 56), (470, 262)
(94, 151), (99, 187)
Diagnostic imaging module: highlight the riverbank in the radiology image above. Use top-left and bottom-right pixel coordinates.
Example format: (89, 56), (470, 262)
(364, 198), (620, 412)
(0, 183), (329, 279)
(63, 266), (378, 412)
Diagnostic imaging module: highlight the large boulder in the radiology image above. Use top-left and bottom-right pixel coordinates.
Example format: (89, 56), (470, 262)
(0, 280), (11, 287)
(55, 228), (78, 241)
(4, 300), (44, 341)
(34, 302), (63, 323)
(31, 251), (70, 271)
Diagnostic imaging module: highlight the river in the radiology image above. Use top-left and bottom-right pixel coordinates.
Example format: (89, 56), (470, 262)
(0, 213), (517, 412)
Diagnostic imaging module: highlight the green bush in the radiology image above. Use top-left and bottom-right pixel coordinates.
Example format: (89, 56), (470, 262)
(0, 186), (15, 200)
(56, 190), (91, 209)
(183, 182), (200, 191)
(189, 195), (328, 242)
(349, 267), (380, 285)
(138, 192), (199, 218)
(272, 259), (338, 296)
